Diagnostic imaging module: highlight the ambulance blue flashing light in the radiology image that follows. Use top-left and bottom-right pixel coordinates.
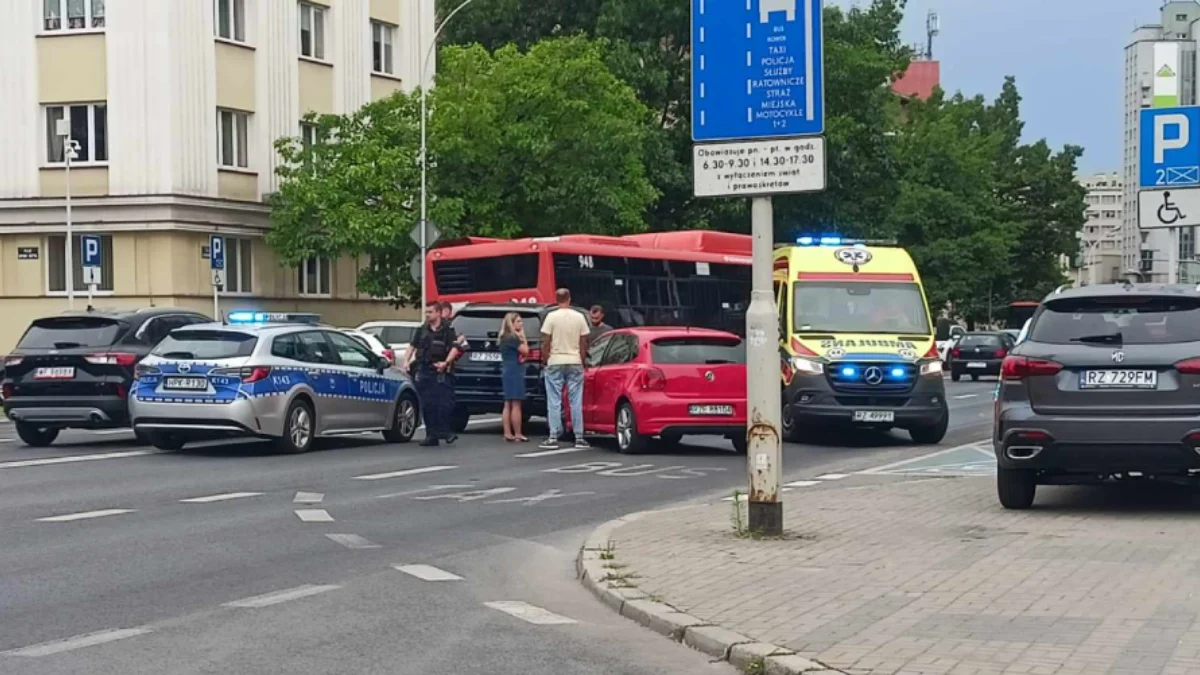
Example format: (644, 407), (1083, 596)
(227, 311), (322, 325)
(796, 235), (847, 246)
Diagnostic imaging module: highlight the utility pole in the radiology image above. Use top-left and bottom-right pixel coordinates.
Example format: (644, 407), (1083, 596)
(745, 196), (782, 532)
(57, 118), (79, 310)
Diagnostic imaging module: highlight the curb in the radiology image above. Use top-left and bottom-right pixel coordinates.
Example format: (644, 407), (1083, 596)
(578, 512), (845, 674)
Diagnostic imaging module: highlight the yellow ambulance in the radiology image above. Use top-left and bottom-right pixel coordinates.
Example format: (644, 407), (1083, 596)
(774, 237), (948, 444)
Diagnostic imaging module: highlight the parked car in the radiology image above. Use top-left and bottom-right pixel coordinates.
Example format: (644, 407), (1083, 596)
(2, 308), (211, 446)
(582, 327), (747, 454)
(949, 332), (1014, 381)
(994, 284), (1200, 509)
(357, 321), (421, 366)
(130, 313), (420, 452)
(339, 328), (394, 366)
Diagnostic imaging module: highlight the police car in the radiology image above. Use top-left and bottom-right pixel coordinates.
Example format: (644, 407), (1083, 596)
(129, 311), (421, 453)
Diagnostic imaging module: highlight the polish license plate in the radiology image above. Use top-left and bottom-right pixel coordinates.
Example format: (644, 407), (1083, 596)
(163, 376), (208, 391)
(34, 367), (75, 380)
(1080, 369), (1157, 390)
(967, 362), (987, 369)
(689, 404), (734, 416)
(853, 410), (895, 423)
(469, 352), (503, 362)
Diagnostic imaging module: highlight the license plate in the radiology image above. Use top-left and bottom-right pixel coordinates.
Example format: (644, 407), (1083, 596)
(853, 410), (895, 423)
(163, 376), (208, 391)
(967, 362), (987, 369)
(1080, 369), (1157, 390)
(689, 404), (734, 416)
(34, 367), (75, 380)
(469, 352), (503, 362)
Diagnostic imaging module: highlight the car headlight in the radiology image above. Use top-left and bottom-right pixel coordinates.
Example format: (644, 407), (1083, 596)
(791, 356), (824, 375)
(919, 360), (943, 376)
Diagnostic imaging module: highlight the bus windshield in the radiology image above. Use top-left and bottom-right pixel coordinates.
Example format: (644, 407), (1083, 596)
(793, 281), (931, 335)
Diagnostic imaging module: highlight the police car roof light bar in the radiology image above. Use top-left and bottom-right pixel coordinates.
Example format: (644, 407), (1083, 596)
(227, 311), (322, 325)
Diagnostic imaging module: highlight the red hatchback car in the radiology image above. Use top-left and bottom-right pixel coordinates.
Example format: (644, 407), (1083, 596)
(582, 327), (747, 454)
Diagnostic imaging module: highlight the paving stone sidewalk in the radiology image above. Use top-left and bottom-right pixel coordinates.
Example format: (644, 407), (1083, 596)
(600, 475), (1200, 675)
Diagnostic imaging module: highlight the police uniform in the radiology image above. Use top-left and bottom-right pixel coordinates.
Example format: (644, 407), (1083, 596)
(410, 321), (459, 444)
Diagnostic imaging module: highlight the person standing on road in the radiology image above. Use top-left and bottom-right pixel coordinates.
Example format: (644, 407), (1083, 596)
(498, 312), (530, 443)
(589, 305), (612, 342)
(408, 301), (461, 447)
(540, 288), (591, 450)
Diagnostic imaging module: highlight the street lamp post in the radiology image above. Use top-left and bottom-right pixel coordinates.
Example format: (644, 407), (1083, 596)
(57, 119), (80, 310)
(419, 0), (478, 308)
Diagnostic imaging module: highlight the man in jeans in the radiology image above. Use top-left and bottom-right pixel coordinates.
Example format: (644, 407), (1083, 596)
(540, 288), (592, 450)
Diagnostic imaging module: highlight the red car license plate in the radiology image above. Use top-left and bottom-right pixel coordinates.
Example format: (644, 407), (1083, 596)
(689, 404), (733, 416)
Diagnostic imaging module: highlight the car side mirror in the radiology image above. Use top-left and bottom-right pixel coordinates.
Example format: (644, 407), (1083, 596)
(374, 355), (389, 372)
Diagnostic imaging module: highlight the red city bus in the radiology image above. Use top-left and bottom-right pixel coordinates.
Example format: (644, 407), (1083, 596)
(1004, 301), (1039, 330)
(427, 231), (753, 334)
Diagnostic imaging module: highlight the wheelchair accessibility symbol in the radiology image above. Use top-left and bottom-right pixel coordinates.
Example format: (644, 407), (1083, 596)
(1159, 191), (1187, 225)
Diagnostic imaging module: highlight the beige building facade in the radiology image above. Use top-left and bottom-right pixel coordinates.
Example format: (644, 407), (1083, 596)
(0, 0), (434, 351)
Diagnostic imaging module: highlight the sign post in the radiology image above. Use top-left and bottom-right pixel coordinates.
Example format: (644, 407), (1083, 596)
(210, 235), (226, 320)
(692, 0), (826, 535)
(81, 234), (101, 310)
(1138, 106), (1200, 282)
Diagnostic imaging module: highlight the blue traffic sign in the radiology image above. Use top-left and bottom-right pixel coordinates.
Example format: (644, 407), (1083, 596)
(210, 235), (225, 271)
(1140, 106), (1200, 188)
(81, 235), (101, 267)
(691, 0), (824, 142)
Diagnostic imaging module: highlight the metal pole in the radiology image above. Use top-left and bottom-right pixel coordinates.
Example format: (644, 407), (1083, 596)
(1170, 227), (1180, 284)
(213, 278), (220, 321)
(746, 196), (782, 535)
(65, 143), (74, 310)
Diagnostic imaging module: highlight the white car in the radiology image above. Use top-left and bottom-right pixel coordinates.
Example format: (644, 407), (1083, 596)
(339, 328), (395, 366)
(936, 325), (966, 365)
(356, 321), (421, 365)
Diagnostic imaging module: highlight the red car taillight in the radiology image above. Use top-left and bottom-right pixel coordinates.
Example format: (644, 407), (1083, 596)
(640, 367), (667, 390)
(995, 348), (1007, 359)
(2, 382), (12, 399)
(1001, 355), (1063, 380)
(85, 352), (138, 367)
(382, 349), (395, 365)
(241, 367), (271, 383)
(950, 348), (961, 359)
(1176, 358), (1200, 375)
(924, 343), (939, 359)
(521, 348), (541, 364)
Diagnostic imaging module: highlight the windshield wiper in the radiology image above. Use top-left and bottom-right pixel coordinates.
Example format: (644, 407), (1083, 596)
(1071, 332), (1123, 345)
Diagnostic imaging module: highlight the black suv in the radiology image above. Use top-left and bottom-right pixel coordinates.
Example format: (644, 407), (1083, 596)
(448, 303), (588, 431)
(3, 308), (211, 446)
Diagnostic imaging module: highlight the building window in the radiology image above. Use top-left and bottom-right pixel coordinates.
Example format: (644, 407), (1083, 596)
(45, 104), (107, 164)
(217, 109), (250, 168)
(44, 0), (105, 31)
(1180, 14), (1191, 22)
(299, 2), (326, 60)
(222, 237), (254, 294)
(47, 234), (114, 293)
(372, 21), (395, 75)
(298, 257), (331, 296)
(300, 122), (319, 148)
(215, 0), (246, 42)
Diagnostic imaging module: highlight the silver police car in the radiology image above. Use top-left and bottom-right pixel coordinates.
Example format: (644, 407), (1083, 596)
(129, 312), (420, 452)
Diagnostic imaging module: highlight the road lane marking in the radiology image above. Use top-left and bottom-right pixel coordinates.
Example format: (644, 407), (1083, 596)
(352, 465), (457, 481)
(295, 509), (334, 523)
(325, 533), (380, 549)
(394, 564), (463, 581)
(484, 601), (577, 625)
(783, 480), (821, 488)
(0, 439), (14, 443)
(815, 473), (849, 480)
(179, 492), (262, 504)
(223, 584), (340, 608)
(4, 628), (153, 657)
(0, 450), (151, 469)
(37, 509), (135, 522)
(514, 447), (589, 458)
(293, 491), (324, 503)
(90, 429), (133, 436)
(954, 393), (979, 400)
(375, 484), (473, 500)
(858, 438), (992, 475)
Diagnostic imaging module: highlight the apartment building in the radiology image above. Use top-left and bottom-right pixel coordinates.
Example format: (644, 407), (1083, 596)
(1074, 172), (1123, 286)
(0, 0), (433, 351)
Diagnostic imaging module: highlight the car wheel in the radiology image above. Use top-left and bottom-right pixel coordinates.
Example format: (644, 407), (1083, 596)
(382, 393), (420, 443)
(450, 406), (470, 433)
(275, 398), (315, 454)
(997, 468), (1037, 509)
(659, 433), (681, 448)
(615, 402), (647, 455)
(908, 405), (949, 444)
(148, 432), (185, 451)
(731, 435), (748, 454)
(951, 371), (961, 382)
(781, 402), (802, 443)
(15, 423), (58, 447)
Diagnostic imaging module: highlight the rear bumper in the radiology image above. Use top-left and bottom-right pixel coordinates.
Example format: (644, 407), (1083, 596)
(4, 396), (129, 427)
(655, 424), (744, 439)
(996, 408), (1200, 473)
(632, 397), (746, 436)
(785, 371), (946, 428)
(129, 396), (271, 438)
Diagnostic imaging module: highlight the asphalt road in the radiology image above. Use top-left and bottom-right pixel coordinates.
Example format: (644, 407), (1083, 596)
(0, 377), (996, 675)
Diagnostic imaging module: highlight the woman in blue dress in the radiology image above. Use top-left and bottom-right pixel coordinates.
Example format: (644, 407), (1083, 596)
(499, 312), (530, 442)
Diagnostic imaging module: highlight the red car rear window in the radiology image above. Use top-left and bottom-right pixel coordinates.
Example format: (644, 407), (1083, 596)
(650, 338), (744, 365)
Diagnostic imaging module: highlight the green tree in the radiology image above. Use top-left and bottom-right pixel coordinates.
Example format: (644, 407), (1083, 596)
(268, 36), (656, 304)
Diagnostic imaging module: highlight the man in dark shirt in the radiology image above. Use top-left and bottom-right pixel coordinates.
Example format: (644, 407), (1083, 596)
(589, 305), (613, 341)
(405, 301), (461, 446)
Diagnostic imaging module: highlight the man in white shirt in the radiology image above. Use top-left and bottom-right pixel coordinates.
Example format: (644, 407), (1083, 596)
(540, 288), (591, 450)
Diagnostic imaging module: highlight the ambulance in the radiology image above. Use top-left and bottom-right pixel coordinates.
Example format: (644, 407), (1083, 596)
(775, 237), (948, 444)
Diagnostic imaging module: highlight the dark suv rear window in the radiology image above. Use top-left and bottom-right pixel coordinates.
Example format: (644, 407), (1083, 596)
(16, 317), (125, 349)
(957, 335), (1004, 348)
(1030, 296), (1200, 345)
(650, 337), (745, 364)
(152, 331), (258, 359)
(453, 312), (542, 339)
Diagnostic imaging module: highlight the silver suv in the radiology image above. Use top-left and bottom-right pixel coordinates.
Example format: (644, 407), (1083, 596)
(994, 283), (1200, 508)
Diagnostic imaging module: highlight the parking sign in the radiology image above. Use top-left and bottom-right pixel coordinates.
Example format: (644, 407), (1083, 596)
(1140, 106), (1200, 188)
(81, 235), (101, 268)
(210, 235), (225, 271)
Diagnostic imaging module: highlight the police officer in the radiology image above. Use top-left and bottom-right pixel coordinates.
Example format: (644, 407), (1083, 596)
(406, 301), (461, 446)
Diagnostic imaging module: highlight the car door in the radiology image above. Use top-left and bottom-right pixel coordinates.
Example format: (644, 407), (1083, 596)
(582, 332), (614, 430)
(326, 330), (393, 429)
(296, 331), (345, 432)
(593, 333), (639, 432)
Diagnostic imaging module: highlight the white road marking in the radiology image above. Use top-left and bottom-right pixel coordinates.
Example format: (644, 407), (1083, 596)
(484, 601), (577, 625)
(352, 465), (457, 481)
(954, 393), (979, 400)
(293, 491), (324, 503)
(4, 628), (153, 657)
(37, 509), (135, 522)
(394, 564), (463, 581)
(0, 450), (151, 469)
(514, 447), (589, 458)
(722, 494), (749, 503)
(90, 429), (133, 436)
(375, 484), (473, 500)
(325, 533), (380, 549)
(858, 438), (992, 475)
(179, 492), (262, 504)
(0, 439), (14, 443)
(783, 480), (821, 488)
(223, 584), (340, 608)
(815, 473), (849, 481)
(295, 509), (334, 523)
